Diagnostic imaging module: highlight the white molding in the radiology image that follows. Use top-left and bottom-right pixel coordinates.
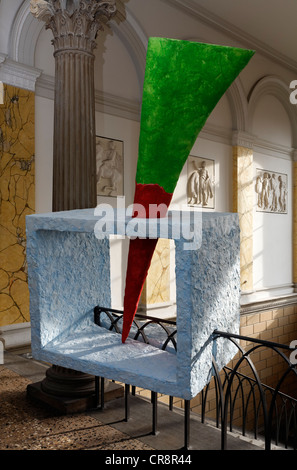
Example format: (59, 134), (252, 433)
(232, 130), (255, 149)
(253, 138), (293, 160)
(95, 89), (141, 122)
(0, 322), (31, 350)
(241, 284), (295, 306)
(231, 128), (295, 160)
(0, 58), (42, 91)
(199, 122), (232, 145)
(227, 78), (249, 132)
(9, 0), (44, 66)
(35, 72), (55, 99)
(35, 72), (141, 121)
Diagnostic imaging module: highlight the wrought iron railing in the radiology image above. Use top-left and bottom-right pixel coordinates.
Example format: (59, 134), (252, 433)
(94, 305), (177, 353)
(211, 330), (297, 450)
(93, 306), (297, 450)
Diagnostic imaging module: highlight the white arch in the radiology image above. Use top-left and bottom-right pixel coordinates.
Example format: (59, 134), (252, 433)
(109, 5), (147, 91)
(226, 77), (249, 132)
(247, 75), (297, 148)
(9, 0), (43, 66)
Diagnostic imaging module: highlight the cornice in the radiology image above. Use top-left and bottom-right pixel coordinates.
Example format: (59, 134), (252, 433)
(253, 138), (293, 161)
(232, 130), (255, 149)
(0, 58), (41, 91)
(35, 72), (141, 121)
(161, 0), (297, 73)
(95, 89), (141, 122)
(199, 123), (232, 145)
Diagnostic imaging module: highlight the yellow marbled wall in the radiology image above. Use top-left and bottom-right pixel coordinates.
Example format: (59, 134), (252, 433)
(0, 84), (35, 326)
(233, 146), (254, 291)
(141, 238), (170, 305)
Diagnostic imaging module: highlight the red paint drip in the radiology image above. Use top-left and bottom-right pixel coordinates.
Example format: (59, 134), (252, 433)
(121, 183), (173, 343)
(132, 183), (173, 218)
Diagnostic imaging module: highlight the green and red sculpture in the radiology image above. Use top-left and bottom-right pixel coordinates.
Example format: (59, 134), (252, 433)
(121, 37), (254, 343)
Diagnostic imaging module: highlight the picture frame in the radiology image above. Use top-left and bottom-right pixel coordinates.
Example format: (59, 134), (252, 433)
(255, 169), (288, 214)
(96, 136), (124, 198)
(187, 155), (215, 209)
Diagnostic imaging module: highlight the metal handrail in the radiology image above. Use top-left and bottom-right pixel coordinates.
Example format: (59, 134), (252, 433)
(93, 306), (297, 450)
(94, 305), (177, 352)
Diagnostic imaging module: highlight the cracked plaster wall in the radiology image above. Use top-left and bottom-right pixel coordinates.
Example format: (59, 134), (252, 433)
(0, 84), (35, 327)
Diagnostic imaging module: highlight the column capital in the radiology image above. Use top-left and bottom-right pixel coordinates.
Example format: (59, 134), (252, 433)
(232, 130), (255, 149)
(30, 0), (117, 53)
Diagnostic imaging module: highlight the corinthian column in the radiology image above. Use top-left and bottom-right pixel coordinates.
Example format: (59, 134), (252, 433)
(27, 0), (118, 412)
(30, 0), (116, 210)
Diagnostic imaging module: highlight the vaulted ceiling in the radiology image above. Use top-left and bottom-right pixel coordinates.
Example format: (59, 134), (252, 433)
(163, 0), (297, 71)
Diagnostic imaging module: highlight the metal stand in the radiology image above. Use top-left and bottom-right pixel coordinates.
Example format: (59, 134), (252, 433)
(184, 400), (190, 450)
(151, 391), (158, 435)
(94, 376), (105, 410)
(125, 384), (130, 422)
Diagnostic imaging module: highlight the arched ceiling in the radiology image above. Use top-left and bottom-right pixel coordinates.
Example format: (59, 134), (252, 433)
(161, 0), (297, 71)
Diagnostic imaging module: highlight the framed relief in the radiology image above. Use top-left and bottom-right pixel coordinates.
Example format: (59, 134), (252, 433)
(187, 156), (215, 209)
(96, 136), (124, 197)
(255, 169), (288, 214)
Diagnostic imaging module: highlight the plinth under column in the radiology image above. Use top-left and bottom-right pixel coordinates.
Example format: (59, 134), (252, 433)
(27, 366), (123, 414)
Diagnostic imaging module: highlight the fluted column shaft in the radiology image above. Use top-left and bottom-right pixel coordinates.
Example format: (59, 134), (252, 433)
(53, 48), (96, 210)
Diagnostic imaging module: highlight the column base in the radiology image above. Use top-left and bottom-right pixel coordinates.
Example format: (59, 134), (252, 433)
(27, 365), (124, 414)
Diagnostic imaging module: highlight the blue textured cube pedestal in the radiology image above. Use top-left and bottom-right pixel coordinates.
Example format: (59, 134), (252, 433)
(26, 209), (240, 400)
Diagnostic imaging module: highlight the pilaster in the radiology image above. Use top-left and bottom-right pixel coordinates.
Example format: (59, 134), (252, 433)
(232, 131), (255, 292)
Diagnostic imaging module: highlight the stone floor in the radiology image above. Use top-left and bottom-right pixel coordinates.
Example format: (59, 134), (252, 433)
(0, 348), (285, 454)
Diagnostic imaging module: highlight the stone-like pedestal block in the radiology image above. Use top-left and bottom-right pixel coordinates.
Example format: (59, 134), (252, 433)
(26, 209), (240, 400)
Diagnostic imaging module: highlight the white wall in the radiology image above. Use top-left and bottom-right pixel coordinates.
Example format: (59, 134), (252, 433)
(253, 152), (292, 295)
(251, 94), (293, 298)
